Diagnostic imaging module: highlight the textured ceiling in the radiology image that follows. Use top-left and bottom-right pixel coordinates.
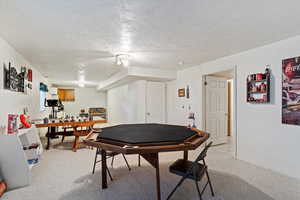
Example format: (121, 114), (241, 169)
(1, 0), (300, 86)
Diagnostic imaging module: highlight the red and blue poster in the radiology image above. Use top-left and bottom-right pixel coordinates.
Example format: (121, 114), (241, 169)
(282, 56), (300, 125)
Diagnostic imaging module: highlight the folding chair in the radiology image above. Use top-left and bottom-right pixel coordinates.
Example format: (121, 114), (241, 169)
(91, 127), (130, 178)
(92, 147), (131, 177)
(167, 142), (214, 200)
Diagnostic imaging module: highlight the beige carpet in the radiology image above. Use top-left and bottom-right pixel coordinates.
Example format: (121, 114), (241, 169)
(57, 166), (273, 200)
(2, 138), (299, 200)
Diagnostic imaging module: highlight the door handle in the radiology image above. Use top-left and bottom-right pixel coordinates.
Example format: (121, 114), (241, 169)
(146, 112), (150, 116)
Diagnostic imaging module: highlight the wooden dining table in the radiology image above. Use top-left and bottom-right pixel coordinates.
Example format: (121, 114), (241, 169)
(35, 119), (107, 150)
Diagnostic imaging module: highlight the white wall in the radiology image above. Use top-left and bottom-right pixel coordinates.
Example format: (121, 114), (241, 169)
(167, 35), (300, 180)
(0, 37), (49, 126)
(128, 80), (146, 123)
(60, 87), (106, 116)
(167, 67), (204, 127)
(107, 84), (130, 124)
(107, 80), (147, 124)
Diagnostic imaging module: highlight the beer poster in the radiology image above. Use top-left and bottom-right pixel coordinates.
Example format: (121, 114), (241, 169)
(282, 56), (300, 125)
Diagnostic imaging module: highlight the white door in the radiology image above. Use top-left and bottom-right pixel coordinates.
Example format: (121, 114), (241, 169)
(205, 76), (228, 145)
(146, 81), (166, 123)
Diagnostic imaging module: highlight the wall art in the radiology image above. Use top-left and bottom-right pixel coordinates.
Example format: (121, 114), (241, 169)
(3, 62), (27, 93)
(282, 56), (300, 125)
(178, 88), (185, 97)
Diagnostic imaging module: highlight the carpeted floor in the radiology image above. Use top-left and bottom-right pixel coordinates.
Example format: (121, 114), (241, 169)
(58, 166), (274, 200)
(2, 138), (300, 200)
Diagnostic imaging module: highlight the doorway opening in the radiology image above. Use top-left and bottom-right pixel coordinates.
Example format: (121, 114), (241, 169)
(202, 69), (237, 157)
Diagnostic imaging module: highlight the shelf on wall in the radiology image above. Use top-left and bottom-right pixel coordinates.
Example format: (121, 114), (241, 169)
(248, 79), (268, 83)
(247, 100), (269, 103)
(246, 68), (270, 103)
(248, 91), (267, 94)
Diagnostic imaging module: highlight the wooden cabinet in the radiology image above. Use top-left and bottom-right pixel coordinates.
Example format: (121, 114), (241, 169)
(58, 89), (75, 101)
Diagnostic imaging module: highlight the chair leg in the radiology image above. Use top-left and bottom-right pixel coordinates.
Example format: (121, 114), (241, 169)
(92, 148), (113, 181)
(166, 176), (187, 200)
(92, 148), (99, 174)
(195, 180), (203, 200)
(122, 154), (131, 171)
(107, 167), (113, 181)
(206, 170), (215, 196)
(72, 136), (80, 152)
(138, 154), (141, 167)
(111, 155), (115, 167)
(61, 135), (65, 143)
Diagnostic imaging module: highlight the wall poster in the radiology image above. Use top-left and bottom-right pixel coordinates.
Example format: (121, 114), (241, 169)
(3, 62), (30, 93)
(282, 56), (300, 125)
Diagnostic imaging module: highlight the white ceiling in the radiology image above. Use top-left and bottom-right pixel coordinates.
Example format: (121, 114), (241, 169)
(1, 0), (300, 87)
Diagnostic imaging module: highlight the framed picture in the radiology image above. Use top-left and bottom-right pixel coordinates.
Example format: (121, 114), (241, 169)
(282, 56), (300, 125)
(178, 88), (185, 97)
(3, 62), (10, 89)
(8, 114), (18, 134)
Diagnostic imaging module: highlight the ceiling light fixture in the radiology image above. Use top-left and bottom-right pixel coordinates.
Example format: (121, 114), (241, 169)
(78, 68), (85, 87)
(115, 54), (130, 67)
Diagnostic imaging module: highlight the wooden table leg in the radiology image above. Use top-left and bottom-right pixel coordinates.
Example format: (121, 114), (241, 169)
(140, 153), (161, 200)
(101, 149), (108, 189)
(138, 154), (141, 167)
(46, 127), (51, 150)
(72, 136), (80, 152)
(46, 136), (50, 150)
(183, 150), (188, 161)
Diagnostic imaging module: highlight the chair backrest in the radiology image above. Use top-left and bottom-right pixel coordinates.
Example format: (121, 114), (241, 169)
(194, 141), (213, 163)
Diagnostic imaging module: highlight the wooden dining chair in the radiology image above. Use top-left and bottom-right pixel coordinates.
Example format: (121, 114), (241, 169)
(72, 121), (95, 152)
(166, 142), (214, 200)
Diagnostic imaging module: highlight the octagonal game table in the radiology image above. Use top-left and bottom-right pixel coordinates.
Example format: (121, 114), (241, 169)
(84, 123), (209, 200)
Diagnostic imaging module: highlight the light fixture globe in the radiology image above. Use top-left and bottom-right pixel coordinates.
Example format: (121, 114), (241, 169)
(115, 54), (130, 67)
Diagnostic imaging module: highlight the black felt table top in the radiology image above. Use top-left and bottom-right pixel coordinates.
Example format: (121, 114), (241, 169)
(97, 124), (198, 145)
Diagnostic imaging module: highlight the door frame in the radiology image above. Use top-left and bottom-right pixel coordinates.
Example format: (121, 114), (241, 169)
(202, 66), (238, 159)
